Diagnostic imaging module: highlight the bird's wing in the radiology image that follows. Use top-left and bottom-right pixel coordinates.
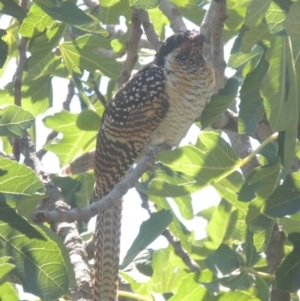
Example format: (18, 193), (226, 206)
(92, 64), (168, 200)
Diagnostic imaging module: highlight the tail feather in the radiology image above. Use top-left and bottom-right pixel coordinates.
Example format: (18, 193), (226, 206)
(93, 202), (122, 301)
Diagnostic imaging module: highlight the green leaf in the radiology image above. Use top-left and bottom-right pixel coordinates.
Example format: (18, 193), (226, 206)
(0, 256), (15, 282)
(261, 36), (298, 132)
(15, 194), (47, 221)
(147, 246), (189, 293)
(200, 78), (239, 129)
(26, 22), (66, 69)
(238, 160), (281, 202)
(0, 201), (69, 300)
(53, 176), (81, 207)
(176, 5), (206, 28)
(0, 0), (26, 19)
(121, 210), (173, 269)
(0, 105), (34, 138)
(99, 0), (131, 24)
(244, 0), (272, 28)
(240, 24), (273, 53)
(265, 1), (287, 34)
(244, 227), (261, 265)
(205, 244), (244, 276)
(150, 196), (193, 252)
(282, 211), (300, 234)
(205, 200), (237, 250)
(141, 165), (200, 198)
(238, 49), (269, 133)
(60, 35), (121, 80)
(0, 157), (44, 195)
(148, 8), (169, 38)
(172, 195), (193, 220)
(1, 51), (66, 117)
(169, 273), (207, 301)
(201, 272), (254, 292)
(19, 4), (53, 38)
(74, 173), (94, 207)
(228, 45), (262, 69)
(36, 1), (93, 25)
(276, 232), (300, 292)
(76, 109), (101, 131)
(0, 29), (8, 69)
(133, 249), (154, 277)
(284, 1), (300, 40)
(0, 282), (18, 301)
(213, 172), (249, 215)
(130, 0), (159, 9)
(72, 72), (91, 105)
(218, 291), (260, 301)
(157, 132), (241, 185)
(252, 220), (274, 252)
(264, 176), (300, 218)
(44, 110), (96, 167)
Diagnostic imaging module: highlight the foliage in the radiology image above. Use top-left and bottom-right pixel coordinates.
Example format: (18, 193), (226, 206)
(0, 0), (300, 300)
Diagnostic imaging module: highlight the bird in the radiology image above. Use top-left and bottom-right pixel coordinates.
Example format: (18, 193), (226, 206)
(91, 30), (215, 301)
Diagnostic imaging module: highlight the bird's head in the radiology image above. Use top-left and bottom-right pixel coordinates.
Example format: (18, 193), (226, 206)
(155, 30), (209, 67)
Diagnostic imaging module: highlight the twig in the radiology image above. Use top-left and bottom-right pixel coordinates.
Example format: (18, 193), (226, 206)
(106, 25), (154, 50)
(37, 131), (58, 160)
(117, 10), (143, 87)
(159, 0), (186, 32)
(63, 79), (75, 110)
(19, 133), (92, 300)
(135, 9), (162, 51)
(93, 81), (107, 107)
(162, 229), (200, 272)
(0, 150), (15, 160)
(200, 0), (214, 43)
(32, 145), (167, 224)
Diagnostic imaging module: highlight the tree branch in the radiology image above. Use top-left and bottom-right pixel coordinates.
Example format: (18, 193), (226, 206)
(19, 133), (92, 301)
(266, 223), (290, 301)
(135, 9), (162, 51)
(117, 10), (143, 87)
(200, 0), (227, 94)
(159, 0), (186, 32)
(32, 145), (168, 224)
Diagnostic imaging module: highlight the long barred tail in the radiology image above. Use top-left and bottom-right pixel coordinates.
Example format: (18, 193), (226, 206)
(93, 202), (122, 301)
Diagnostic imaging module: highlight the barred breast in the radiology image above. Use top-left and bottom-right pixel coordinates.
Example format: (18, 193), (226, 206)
(149, 53), (215, 147)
